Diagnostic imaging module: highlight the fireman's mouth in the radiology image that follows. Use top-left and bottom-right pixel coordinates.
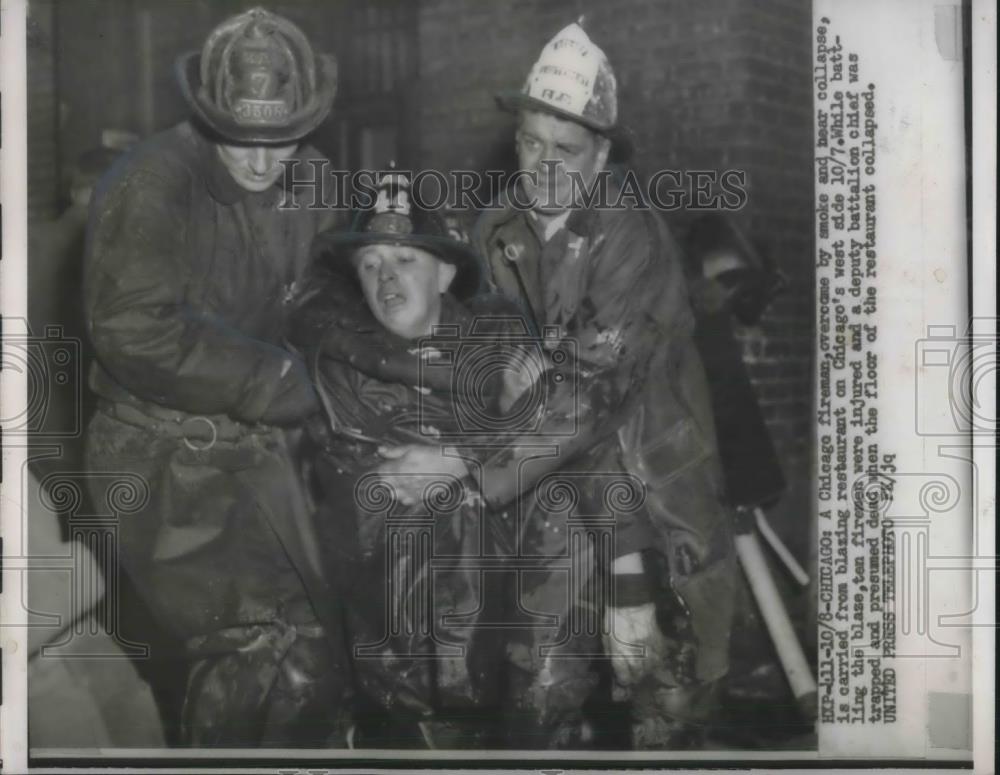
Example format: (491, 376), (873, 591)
(379, 290), (406, 311)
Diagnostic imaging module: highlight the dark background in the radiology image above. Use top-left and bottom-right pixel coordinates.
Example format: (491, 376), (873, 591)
(27, 0), (816, 746)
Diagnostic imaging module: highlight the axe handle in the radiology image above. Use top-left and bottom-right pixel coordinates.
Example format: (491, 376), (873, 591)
(735, 530), (818, 720)
(754, 506), (810, 586)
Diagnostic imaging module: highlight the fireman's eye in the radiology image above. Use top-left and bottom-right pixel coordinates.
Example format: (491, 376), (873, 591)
(518, 133), (541, 152)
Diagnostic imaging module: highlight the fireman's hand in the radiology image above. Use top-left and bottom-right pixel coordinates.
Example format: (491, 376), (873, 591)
(375, 444), (470, 506)
(603, 601), (668, 689)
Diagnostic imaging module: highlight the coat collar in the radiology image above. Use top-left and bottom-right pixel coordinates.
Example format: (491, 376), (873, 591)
(486, 186), (601, 245)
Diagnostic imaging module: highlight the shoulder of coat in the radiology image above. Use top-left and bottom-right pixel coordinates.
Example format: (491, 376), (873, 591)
(474, 191), (522, 244)
(98, 124), (198, 204)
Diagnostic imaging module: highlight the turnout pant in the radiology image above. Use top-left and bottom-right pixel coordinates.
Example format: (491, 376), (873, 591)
(84, 406), (350, 747)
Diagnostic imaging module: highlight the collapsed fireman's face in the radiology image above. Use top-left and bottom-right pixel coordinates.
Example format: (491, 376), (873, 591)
(353, 244), (458, 340)
(216, 142), (298, 192)
(515, 110), (610, 215)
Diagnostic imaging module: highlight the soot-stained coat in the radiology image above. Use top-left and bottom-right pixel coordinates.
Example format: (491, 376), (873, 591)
(475, 192), (737, 695)
(290, 271), (516, 743)
(82, 121), (348, 746)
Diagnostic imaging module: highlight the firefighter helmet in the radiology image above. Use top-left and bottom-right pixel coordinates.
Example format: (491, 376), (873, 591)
(176, 7), (337, 144)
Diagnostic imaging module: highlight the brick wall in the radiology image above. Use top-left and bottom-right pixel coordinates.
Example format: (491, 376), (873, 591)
(40, 0), (414, 194)
(416, 0), (816, 615)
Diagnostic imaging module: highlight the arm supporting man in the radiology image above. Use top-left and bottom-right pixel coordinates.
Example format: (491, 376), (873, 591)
(87, 168), (318, 424)
(379, 211), (691, 554)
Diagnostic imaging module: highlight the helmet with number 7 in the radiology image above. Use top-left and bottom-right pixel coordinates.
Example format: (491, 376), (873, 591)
(176, 7), (338, 145)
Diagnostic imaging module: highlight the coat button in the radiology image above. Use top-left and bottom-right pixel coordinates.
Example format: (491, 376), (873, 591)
(503, 243), (524, 263)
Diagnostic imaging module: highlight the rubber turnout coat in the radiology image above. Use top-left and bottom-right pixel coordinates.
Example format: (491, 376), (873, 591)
(289, 273), (512, 744)
(82, 122), (346, 746)
(474, 195), (737, 690)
